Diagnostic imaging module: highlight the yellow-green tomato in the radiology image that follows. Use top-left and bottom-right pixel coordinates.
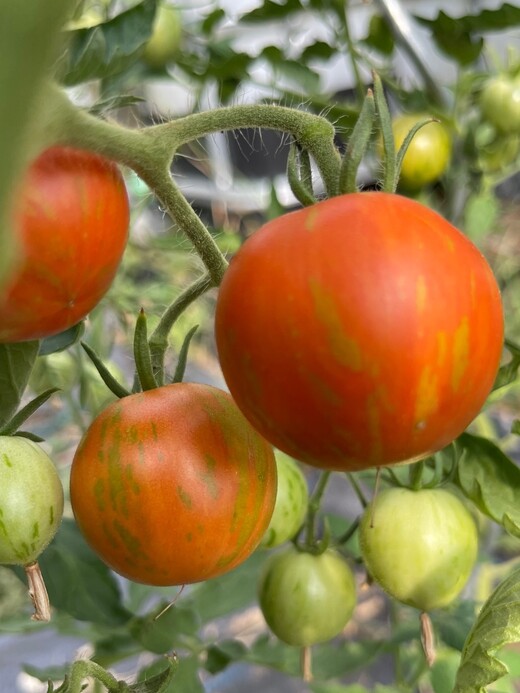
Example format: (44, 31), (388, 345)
(143, 4), (182, 69)
(0, 436), (64, 565)
(480, 75), (520, 135)
(258, 546), (356, 646)
(359, 487), (478, 612)
(391, 113), (452, 190)
(260, 452), (308, 548)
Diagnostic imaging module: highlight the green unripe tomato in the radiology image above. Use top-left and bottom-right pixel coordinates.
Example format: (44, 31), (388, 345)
(359, 487), (478, 612)
(391, 113), (452, 190)
(260, 452), (309, 548)
(258, 546), (357, 646)
(143, 4), (182, 69)
(480, 76), (520, 135)
(0, 436), (64, 565)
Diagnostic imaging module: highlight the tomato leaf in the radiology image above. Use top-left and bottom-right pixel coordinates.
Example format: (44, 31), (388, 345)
(205, 640), (248, 674)
(430, 599), (480, 651)
(454, 568), (520, 692)
(493, 340), (520, 392)
(311, 685), (402, 693)
(455, 433), (520, 537)
(38, 322), (84, 356)
(57, 0), (157, 86)
(137, 654), (203, 693)
(417, 4), (520, 65)
(0, 341), (39, 429)
(128, 655), (178, 692)
(36, 519), (132, 626)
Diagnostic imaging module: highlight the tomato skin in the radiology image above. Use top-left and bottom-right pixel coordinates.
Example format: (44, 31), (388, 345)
(0, 436), (64, 565)
(215, 192), (503, 472)
(391, 114), (452, 189)
(480, 76), (520, 135)
(258, 546), (356, 646)
(69, 383), (277, 586)
(260, 451), (309, 549)
(0, 147), (129, 343)
(359, 487), (478, 611)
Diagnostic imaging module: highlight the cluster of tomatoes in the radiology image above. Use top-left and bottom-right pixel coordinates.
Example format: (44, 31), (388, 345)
(0, 117), (503, 653)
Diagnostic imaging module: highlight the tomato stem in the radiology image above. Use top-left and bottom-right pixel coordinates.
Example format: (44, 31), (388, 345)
(304, 471), (332, 548)
(345, 472), (369, 509)
(409, 460), (426, 491)
(301, 645), (313, 682)
(44, 85), (343, 285)
(420, 611), (437, 667)
(25, 561), (51, 622)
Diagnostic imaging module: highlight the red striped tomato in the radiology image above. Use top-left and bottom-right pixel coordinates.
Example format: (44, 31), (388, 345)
(215, 192), (504, 472)
(0, 146), (129, 343)
(69, 383), (277, 586)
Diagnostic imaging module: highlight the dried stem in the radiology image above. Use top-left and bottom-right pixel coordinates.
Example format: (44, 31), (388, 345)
(25, 561), (51, 622)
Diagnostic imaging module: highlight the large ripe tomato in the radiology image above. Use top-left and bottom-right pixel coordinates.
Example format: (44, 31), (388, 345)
(0, 436), (64, 566)
(69, 383), (277, 586)
(480, 75), (520, 135)
(215, 192), (503, 472)
(0, 147), (129, 343)
(391, 113), (452, 189)
(260, 451), (309, 549)
(359, 487), (478, 612)
(258, 546), (356, 646)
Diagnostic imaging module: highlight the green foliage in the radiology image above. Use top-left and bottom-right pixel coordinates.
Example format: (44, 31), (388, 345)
(455, 569), (520, 692)
(455, 434), (520, 538)
(57, 0), (157, 86)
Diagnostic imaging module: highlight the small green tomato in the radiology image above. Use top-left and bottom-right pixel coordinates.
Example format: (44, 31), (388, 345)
(260, 452), (308, 548)
(0, 436), (64, 566)
(258, 546), (357, 646)
(359, 487), (478, 612)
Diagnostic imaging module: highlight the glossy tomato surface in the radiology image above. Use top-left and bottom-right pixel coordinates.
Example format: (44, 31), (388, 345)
(359, 487), (478, 611)
(258, 546), (356, 646)
(215, 192), (504, 471)
(0, 147), (129, 343)
(0, 436), (64, 565)
(69, 383), (277, 586)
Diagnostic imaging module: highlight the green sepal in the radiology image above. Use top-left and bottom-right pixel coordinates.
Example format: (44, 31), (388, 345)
(133, 308), (158, 392)
(172, 324), (199, 384)
(0, 387), (59, 436)
(81, 341), (131, 399)
(339, 89), (376, 194)
(372, 72), (397, 192)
